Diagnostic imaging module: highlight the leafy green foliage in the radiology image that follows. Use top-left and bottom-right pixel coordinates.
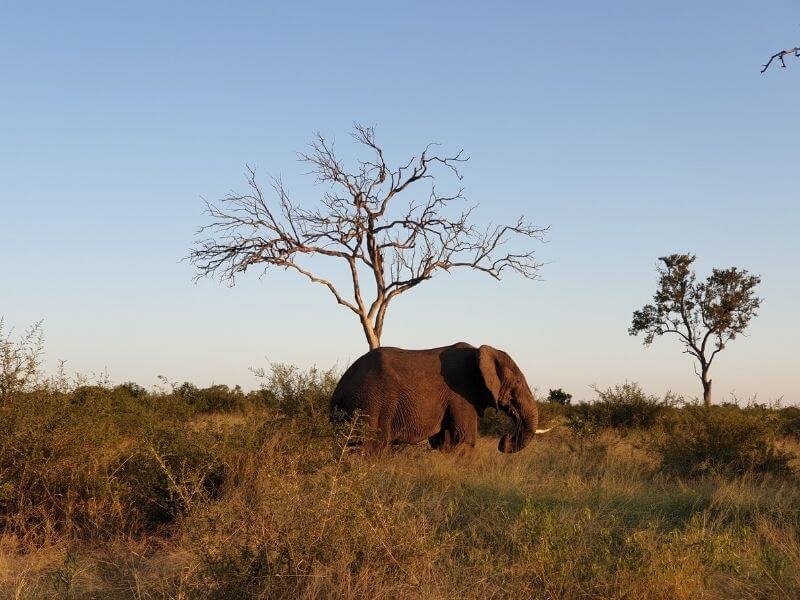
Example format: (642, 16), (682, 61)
(251, 363), (339, 421)
(629, 254), (761, 405)
(567, 382), (676, 432)
(630, 254), (761, 349)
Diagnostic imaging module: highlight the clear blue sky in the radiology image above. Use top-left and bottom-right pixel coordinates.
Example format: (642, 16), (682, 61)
(2, 1), (799, 402)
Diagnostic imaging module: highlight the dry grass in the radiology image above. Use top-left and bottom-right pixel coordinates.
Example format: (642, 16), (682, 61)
(3, 426), (800, 599)
(1, 373), (799, 599)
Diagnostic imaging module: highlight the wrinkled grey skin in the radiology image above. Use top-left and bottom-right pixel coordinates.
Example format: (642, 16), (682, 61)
(330, 342), (539, 454)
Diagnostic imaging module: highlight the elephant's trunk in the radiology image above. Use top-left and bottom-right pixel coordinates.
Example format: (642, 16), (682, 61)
(498, 397), (538, 453)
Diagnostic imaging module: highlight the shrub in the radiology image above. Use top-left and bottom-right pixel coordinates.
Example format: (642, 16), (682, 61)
(176, 382), (246, 413)
(115, 381), (148, 399)
(114, 423), (227, 529)
(0, 389), (128, 543)
(567, 382), (674, 431)
(251, 363), (339, 422)
(777, 406), (800, 439)
(478, 406), (514, 436)
(547, 388), (572, 405)
(479, 398), (564, 437)
(0, 384), (231, 544)
(656, 405), (792, 476)
(0, 318), (44, 402)
(538, 398), (568, 427)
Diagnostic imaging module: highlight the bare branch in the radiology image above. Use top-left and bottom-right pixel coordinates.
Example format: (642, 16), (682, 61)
(279, 261), (360, 314)
(189, 125), (545, 349)
(761, 46), (800, 73)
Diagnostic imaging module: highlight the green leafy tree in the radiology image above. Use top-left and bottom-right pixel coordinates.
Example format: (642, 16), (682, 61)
(629, 254), (761, 408)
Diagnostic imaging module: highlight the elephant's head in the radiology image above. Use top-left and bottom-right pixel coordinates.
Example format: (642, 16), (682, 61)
(478, 345), (540, 453)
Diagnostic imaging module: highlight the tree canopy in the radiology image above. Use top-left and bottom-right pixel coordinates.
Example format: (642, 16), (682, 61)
(630, 254), (761, 407)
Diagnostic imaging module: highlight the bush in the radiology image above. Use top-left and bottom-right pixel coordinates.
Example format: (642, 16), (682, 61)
(656, 405), (792, 476)
(479, 398), (564, 437)
(114, 423), (227, 529)
(547, 388), (572, 405)
(0, 386), (230, 544)
(252, 363), (338, 422)
(115, 381), (148, 399)
(175, 382), (247, 413)
(538, 399), (568, 427)
(777, 406), (800, 439)
(478, 406), (514, 436)
(0, 318), (44, 402)
(567, 382), (674, 432)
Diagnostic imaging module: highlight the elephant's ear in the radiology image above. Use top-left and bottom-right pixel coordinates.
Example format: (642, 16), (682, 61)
(478, 345), (503, 402)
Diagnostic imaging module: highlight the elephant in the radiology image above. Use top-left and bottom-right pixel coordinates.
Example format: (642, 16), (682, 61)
(330, 342), (549, 454)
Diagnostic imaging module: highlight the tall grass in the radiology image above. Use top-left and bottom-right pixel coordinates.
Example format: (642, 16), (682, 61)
(0, 365), (799, 598)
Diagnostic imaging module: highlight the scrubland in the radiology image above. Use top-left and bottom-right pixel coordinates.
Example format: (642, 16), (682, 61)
(1, 367), (799, 599)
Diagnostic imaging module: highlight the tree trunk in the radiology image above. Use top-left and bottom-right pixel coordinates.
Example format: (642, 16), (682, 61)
(702, 376), (712, 408)
(360, 318), (380, 350)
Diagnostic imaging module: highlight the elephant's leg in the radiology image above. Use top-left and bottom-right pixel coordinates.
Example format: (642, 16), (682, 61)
(430, 404), (477, 453)
(363, 400), (401, 456)
(445, 403), (477, 453)
(428, 428), (452, 451)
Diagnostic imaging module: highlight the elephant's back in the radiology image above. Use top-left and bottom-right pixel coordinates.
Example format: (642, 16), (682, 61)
(330, 346), (457, 414)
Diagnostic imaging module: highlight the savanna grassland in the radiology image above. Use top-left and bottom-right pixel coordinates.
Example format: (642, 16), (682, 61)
(1, 366), (800, 599)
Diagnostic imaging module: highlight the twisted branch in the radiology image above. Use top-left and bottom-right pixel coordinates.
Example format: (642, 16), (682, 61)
(189, 125), (545, 348)
(761, 46), (800, 73)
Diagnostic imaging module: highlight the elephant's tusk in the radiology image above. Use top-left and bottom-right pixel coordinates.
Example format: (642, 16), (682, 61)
(534, 427), (554, 434)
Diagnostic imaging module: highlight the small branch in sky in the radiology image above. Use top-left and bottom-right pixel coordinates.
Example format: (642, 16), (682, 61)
(761, 46), (800, 73)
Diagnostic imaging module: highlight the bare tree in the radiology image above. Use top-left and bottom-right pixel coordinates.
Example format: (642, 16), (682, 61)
(629, 254), (761, 408)
(189, 125), (546, 349)
(761, 46), (800, 73)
